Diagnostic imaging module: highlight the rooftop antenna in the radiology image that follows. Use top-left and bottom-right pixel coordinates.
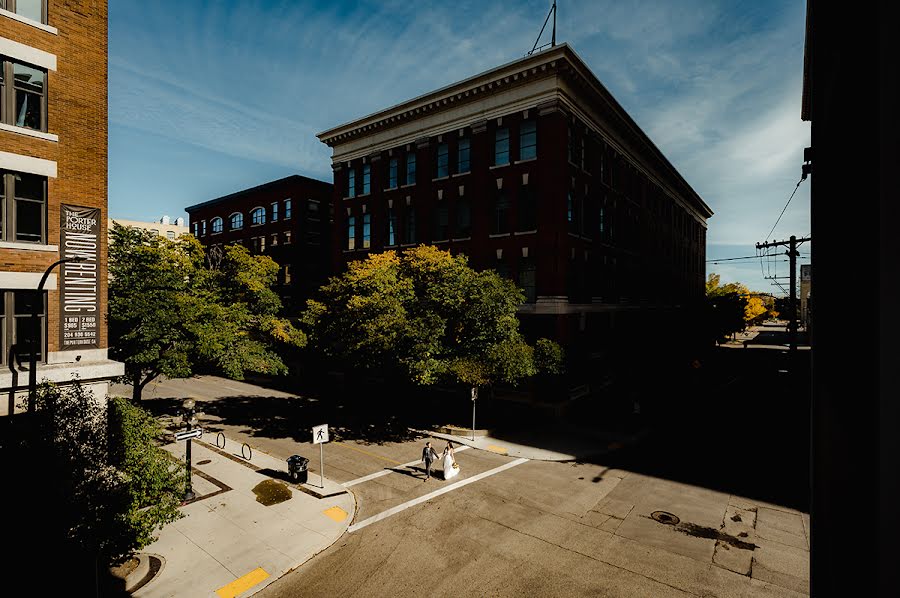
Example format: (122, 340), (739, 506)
(528, 0), (557, 55)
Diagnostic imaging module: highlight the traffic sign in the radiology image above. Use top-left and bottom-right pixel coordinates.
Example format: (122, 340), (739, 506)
(175, 428), (202, 441)
(312, 424), (329, 444)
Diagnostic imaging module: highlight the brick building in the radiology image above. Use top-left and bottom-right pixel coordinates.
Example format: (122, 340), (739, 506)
(317, 44), (712, 383)
(0, 0), (123, 414)
(185, 175), (333, 313)
(108, 215), (188, 241)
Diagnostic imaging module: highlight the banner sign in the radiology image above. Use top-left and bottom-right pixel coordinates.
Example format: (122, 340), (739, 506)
(59, 204), (100, 350)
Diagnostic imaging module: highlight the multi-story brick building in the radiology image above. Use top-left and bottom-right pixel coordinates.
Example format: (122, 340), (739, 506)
(108, 215), (188, 241)
(317, 44), (712, 382)
(0, 0), (123, 414)
(185, 175), (333, 313)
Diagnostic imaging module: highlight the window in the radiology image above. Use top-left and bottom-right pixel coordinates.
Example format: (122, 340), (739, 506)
(433, 205), (448, 240)
(348, 168), (356, 198)
(284, 230), (292, 244)
(386, 207), (397, 246)
(599, 205), (606, 237)
(435, 143), (449, 178)
(494, 127), (510, 166)
(1, 171), (46, 243)
(270, 202), (279, 222)
(229, 212), (243, 230)
(388, 157), (398, 188)
(492, 190), (509, 235)
(567, 191), (575, 231)
(201, 220), (207, 236)
(3, 0), (46, 23)
(405, 152), (416, 185)
(166, 230), (175, 240)
(1, 59), (47, 131)
(362, 164), (370, 195)
(251, 207), (265, 226)
(2, 290), (47, 363)
(346, 216), (356, 250)
(251, 236), (265, 253)
(456, 198), (471, 238)
(518, 259), (537, 303)
(284, 265), (292, 285)
(270, 233), (278, 246)
(192, 222), (198, 236)
(284, 198), (292, 219)
(404, 207), (416, 243)
(457, 138), (470, 174)
(211, 217), (223, 234)
(518, 186), (537, 232)
(362, 213), (371, 249)
(519, 120), (537, 160)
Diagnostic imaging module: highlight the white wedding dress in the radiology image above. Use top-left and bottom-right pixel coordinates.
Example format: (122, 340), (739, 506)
(442, 451), (459, 480)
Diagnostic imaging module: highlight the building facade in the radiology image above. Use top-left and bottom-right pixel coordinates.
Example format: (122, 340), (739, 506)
(317, 44), (712, 381)
(108, 215), (188, 241)
(185, 175), (333, 313)
(0, 0), (123, 414)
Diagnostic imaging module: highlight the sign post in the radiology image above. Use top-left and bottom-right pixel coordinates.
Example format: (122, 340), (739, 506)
(312, 424), (329, 488)
(471, 387), (478, 441)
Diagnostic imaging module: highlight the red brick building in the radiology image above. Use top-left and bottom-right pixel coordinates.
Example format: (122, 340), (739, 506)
(1, 0), (123, 413)
(185, 175), (333, 312)
(317, 44), (712, 383)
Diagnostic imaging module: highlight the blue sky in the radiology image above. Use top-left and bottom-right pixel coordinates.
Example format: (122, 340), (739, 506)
(108, 0), (810, 295)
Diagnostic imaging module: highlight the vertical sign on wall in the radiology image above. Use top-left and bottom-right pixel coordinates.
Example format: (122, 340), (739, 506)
(59, 205), (101, 350)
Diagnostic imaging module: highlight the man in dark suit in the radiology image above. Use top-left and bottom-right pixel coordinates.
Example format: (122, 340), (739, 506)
(421, 441), (439, 481)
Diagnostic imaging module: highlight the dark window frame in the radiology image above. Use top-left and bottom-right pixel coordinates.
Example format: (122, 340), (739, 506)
(435, 142), (449, 178)
(519, 120), (537, 161)
(346, 215), (356, 250)
(1, 58), (48, 132)
(250, 207), (265, 226)
(1, 170), (48, 244)
(229, 212), (243, 230)
(347, 168), (356, 198)
(211, 217), (223, 234)
(1, 289), (47, 364)
(362, 164), (371, 195)
(388, 157), (398, 188)
(494, 126), (510, 166)
(1, 0), (48, 24)
(362, 212), (371, 249)
(405, 152), (416, 185)
(457, 137), (471, 174)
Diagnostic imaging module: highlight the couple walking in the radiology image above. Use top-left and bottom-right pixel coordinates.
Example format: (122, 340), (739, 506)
(421, 441), (460, 481)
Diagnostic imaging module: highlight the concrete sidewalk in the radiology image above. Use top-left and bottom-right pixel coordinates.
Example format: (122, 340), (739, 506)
(133, 435), (354, 598)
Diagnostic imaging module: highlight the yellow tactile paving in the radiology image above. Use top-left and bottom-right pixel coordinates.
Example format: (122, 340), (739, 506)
(216, 567), (269, 598)
(323, 506), (349, 522)
(486, 445), (508, 454)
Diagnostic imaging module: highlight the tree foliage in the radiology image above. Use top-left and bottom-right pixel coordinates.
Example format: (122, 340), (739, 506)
(302, 246), (562, 387)
(108, 224), (306, 400)
(30, 381), (184, 566)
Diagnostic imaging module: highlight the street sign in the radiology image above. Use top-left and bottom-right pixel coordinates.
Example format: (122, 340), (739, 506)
(312, 424), (329, 444)
(175, 428), (202, 441)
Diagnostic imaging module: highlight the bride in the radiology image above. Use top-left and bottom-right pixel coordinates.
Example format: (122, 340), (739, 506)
(442, 442), (460, 480)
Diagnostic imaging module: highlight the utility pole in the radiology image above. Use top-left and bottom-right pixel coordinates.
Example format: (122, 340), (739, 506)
(756, 235), (810, 351)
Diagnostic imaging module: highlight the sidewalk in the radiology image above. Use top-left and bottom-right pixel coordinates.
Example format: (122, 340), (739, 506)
(132, 435), (354, 598)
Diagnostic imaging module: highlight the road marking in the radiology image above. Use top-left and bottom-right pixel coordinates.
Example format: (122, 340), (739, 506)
(323, 506), (348, 522)
(348, 457), (529, 533)
(342, 446), (470, 488)
(487, 445), (508, 454)
(216, 567), (269, 598)
(335, 441), (405, 465)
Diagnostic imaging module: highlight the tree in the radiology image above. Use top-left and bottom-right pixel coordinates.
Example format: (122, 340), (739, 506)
(302, 245), (562, 388)
(29, 381), (184, 568)
(108, 224), (305, 400)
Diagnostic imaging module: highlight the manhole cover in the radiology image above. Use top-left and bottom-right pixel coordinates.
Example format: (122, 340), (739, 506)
(651, 510), (680, 525)
(197, 459), (212, 465)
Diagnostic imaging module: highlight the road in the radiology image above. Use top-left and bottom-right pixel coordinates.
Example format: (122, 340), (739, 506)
(120, 359), (810, 597)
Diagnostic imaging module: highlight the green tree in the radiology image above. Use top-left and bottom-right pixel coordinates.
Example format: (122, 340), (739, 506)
(302, 245), (562, 388)
(108, 224), (305, 400)
(30, 381), (183, 568)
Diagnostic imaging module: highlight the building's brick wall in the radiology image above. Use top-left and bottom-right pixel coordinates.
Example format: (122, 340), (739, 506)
(0, 1), (109, 353)
(186, 175), (334, 312)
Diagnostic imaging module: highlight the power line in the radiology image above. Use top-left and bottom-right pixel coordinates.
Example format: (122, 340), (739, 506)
(764, 178), (805, 242)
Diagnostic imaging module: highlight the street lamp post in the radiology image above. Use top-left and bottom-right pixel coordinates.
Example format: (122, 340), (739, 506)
(28, 257), (86, 414)
(182, 398), (197, 501)
(471, 387), (478, 441)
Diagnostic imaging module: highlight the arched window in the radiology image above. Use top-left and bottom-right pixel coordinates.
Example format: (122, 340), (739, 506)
(230, 212), (243, 230)
(211, 217), (223, 234)
(251, 207), (265, 226)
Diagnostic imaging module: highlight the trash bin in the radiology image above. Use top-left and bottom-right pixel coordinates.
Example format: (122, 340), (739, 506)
(287, 455), (309, 484)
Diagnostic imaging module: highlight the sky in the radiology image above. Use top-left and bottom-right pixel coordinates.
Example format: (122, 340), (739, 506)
(108, 0), (811, 295)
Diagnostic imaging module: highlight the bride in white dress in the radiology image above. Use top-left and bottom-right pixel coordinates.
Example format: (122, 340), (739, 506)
(442, 442), (459, 480)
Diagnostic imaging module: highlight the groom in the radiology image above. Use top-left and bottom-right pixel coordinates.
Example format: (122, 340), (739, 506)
(421, 441), (439, 481)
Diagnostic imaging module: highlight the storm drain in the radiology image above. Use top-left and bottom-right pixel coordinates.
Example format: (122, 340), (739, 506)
(650, 510), (680, 525)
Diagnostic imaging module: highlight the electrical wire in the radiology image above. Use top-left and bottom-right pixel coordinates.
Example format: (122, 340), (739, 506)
(765, 178), (805, 242)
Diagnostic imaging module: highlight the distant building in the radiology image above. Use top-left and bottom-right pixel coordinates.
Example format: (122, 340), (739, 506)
(185, 175), (333, 312)
(108, 216), (188, 241)
(317, 44), (712, 384)
(0, 0), (123, 414)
